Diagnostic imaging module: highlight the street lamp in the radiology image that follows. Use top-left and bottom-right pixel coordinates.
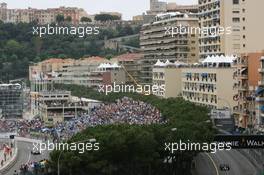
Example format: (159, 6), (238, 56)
(57, 138), (96, 175)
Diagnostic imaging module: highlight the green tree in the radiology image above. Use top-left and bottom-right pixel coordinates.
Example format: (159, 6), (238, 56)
(94, 14), (121, 22)
(50, 84), (215, 175)
(65, 16), (72, 23)
(80, 16), (92, 23)
(56, 14), (65, 24)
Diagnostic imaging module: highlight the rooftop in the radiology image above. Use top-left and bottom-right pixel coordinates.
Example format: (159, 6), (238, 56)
(201, 55), (236, 64)
(112, 53), (143, 62)
(154, 55), (237, 68)
(80, 56), (109, 64)
(98, 63), (121, 69)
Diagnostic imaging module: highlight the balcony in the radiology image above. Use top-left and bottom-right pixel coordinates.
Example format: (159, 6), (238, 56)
(237, 74), (248, 79)
(258, 68), (264, 73)
(256, 97), (264, 102)
(258, 80), (264, 86)
(238, 85), (248, 91)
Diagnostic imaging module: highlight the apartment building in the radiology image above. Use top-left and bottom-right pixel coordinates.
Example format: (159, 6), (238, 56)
(29, 58), (75, 81)
(183, 56), (236, 109)
(0, 2), (88, 24)
(153, 60), (183, 98)
(29, 57), (126, 90)
(233, 53), (264, 129)
(199, 0), (264, 59)
(140, 12), (199, 84)
(111, 53), (143, 84)
(255, 56), (264, 133)
(52, 57), (107, 88)
(166, 3), (198, 13)
(152, 56), (237, 110)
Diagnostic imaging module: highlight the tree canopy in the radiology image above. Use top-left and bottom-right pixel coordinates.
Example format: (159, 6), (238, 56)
(95, 14), (121, 22)
(80, 17), (92, 23)
(50, 84), (216, 175)
(0, 22), (140, 82)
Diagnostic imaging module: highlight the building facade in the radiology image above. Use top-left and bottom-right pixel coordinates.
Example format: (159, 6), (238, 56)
(111, 53), (143, 84)
(140, 12), (199, 84)
(199, 0), (264, 59)
(256, 56), (264, 133)
(153, 60), (183, 98)
(0, 3), (88, 24)
(233, 53), (264, 129)
(152, 56), (237, 110)
(0, 83), (24, 119)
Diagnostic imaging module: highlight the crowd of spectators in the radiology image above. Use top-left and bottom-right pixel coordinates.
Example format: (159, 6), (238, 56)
(19, 159), (49, 175)
(0, 97), (164, 140)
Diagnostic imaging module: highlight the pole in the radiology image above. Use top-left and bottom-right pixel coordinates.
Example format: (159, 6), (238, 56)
(57, 150), (63, 175)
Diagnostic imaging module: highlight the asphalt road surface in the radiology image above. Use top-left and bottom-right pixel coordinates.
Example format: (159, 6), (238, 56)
(5, 141), (49, 175)
(195, 150), (259, 175)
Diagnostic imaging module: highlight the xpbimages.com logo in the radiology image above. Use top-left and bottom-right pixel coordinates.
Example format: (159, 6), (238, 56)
(32, 24), (100, 37)
(98, 82), (166, 95)
(32, 140), (100, 154)
(164, 24), (232, 37)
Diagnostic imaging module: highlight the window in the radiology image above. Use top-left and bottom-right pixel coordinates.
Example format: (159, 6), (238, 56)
(233, 11), (240, 14)
(233, 0), (239, 4)
(243, 44), (246, 48)
(233, 17), (240, 23)
(242, 17), (245, 21)
(243, 35), (246, 39)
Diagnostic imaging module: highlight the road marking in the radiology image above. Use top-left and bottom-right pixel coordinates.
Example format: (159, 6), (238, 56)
(205, 153), (219, 175)
(26, 146), (31, 164)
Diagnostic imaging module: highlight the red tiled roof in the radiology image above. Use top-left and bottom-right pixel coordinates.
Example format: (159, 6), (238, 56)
(80, 56), (109, 63)
(113, 53), (143, 61)
(41, 58), (74, 64)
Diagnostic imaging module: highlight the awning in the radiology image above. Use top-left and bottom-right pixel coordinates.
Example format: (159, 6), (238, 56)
(260, 106), (264, 112)
(256, 87), (264, 95)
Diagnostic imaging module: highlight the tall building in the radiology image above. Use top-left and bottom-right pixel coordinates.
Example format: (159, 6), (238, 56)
(0, 83), (24, 119)
(140, 12), (199, 84)
(256, 56), (264, 133)
(199, 0), (264, 59)
(233, 53), (264, 129)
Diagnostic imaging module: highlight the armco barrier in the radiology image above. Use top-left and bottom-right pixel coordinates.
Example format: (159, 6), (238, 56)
(0, 147), (18, 174)
(0, 137), (42, 174)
